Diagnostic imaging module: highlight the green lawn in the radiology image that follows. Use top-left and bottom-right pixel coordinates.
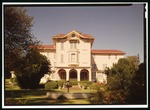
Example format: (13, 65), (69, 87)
(4, 79), (92, 105)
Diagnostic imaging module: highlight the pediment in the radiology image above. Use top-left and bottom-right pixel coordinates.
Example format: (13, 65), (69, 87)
(52, 30), (94, 45)
(66, 31), (80, 41)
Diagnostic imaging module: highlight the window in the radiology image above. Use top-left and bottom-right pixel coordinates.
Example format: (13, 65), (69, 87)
(60, 54), (63, 63)
(92, 64), (96, 69)
(103, 64), (107, 69)
(54, 62), (56, 67)
(71, 53), (76, 62)
(77, 53), (79, 63)
(115, 55), (117, 59)
(70, 42), (77, 49)
(54, 53), (56, 59)
(108, 55), (111, 59)
(68, 54), (70, 63)
(61, 42), (64, 50)
(47, 52), (50, 56)
(72, 34), (75, 37)
(92, 72), (96, 79)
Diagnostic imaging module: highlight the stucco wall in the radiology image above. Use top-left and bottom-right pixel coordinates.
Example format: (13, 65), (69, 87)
(91, 54), (124, 71)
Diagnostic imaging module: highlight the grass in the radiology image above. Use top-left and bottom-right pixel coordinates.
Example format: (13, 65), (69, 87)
(4, 78), (92, 105)
(5, 79), (20, 90)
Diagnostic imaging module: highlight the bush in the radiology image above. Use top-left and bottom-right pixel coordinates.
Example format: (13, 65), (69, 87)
(5, 98), (27, 105)
(89, 89), (104, 104)
(70, 81), (79, 85)
(57, 80), (65, 87)
(45, 81), (58, 90)
(89, 83), (100, 91)
(57, 95), (67, 101)
(79, 81), (92, 88)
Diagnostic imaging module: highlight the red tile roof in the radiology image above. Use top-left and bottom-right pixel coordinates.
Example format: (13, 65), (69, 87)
(53, 34), (65, 38)
(91, 49), (125, 55)
(52, 31), (94, 40)
(81, 34), (95, 39)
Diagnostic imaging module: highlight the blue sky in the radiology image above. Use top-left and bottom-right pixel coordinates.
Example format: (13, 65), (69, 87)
(25, 4), (144, 63)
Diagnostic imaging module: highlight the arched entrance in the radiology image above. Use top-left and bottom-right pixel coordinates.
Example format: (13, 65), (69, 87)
(80, 69), (89, 81)
(58, 69), (66, 80)
(69, 69), (77, 81)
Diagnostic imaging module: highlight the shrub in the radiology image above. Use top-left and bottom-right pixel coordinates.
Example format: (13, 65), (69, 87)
(89, 83), (100, 92)
(79, 81), (92, 89)
(5, 98), (27, 105)
(57, 80), (65, 87)
(45, 81), (58, 90)
(89, 89), (104, 104)
(57, 95), (67, 101)
(70, 81), (79, 85)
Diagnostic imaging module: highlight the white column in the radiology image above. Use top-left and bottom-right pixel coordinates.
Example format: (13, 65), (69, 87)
(88, 69), (92, 81)
(77, 69), (81, 81)
(66, 69), (70, 81)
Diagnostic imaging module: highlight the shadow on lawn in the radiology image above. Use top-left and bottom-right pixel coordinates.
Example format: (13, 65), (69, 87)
(5, 89), (62, 98)
(26, 98), (91, 105)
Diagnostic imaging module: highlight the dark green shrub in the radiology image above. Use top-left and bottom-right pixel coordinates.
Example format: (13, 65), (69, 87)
(70, 81), (79, 85)
(45, 81), (58, 90)
(57, 80), (65, 87)
(79, 81), (92, 89)
(5, 98), (27, 105)
(57, 95), (67, 101)
(89, 83), (100, 91)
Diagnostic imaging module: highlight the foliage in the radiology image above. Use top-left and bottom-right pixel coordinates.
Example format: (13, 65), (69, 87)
(64, 82), (72, 88)
(126, 55), (140, 70)
(5, 98), (27, 105)
(57, 80), (65, 87)
(45, 81), (58, 90)
(4, 7), (40, 77)
(105, 58), (138, 103)
(80, 83), (88, 89)
(70, 81), (79, 85)
(89, 83), (105, 104)
(57, 95), (67, 101)
(127, 63), (146, 104)
(79, 81), (92, 89)
(90, 57), (141, 104)
(15, 49), (50, 89)
(107, 58), (137, 91)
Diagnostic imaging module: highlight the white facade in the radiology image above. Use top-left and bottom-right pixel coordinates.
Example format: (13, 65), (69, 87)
(39, 30), (125, 83)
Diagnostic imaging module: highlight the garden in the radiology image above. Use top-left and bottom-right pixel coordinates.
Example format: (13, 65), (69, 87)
(5, 78), (101, 105)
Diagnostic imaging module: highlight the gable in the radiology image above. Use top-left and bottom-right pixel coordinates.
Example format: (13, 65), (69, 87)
(52, 30), (95, 45)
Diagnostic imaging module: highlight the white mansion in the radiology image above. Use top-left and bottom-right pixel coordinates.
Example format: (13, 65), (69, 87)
(39, 30), (125, 83)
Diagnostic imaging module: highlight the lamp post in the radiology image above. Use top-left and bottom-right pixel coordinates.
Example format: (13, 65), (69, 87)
(66, 80), (70, 93)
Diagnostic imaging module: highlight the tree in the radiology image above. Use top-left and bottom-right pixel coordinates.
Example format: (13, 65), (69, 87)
(104, 57), (139, 104)
(127, 63), (146, 104)
(14, 49), (50, 89)
(4, 7), (50, 89)
(127, 55), (140, 70)
(90, 57), (141, 104)
(4, 7), (39, 77)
